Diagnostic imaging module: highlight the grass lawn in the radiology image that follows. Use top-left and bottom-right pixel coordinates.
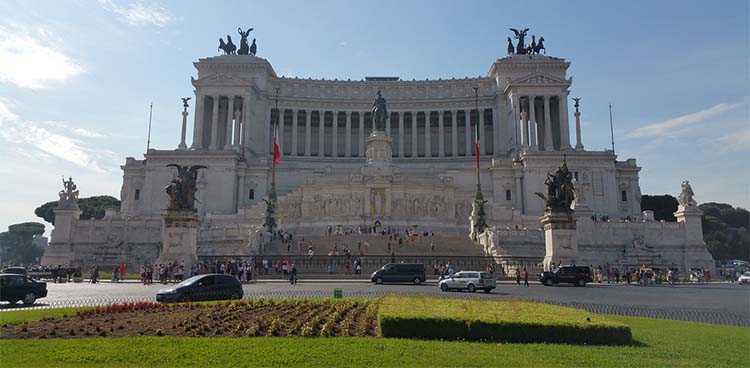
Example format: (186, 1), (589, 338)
(1, 300), (748, 367)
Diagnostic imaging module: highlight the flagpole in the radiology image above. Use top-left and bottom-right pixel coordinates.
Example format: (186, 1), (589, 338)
(472, 87), (487, 238)
(146, 102), (153, 152)
(271, 87), (280, 203)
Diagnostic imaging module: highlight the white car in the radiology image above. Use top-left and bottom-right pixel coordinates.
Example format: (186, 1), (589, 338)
(438, 271), (496, 293)
(738, 272), (750, 285)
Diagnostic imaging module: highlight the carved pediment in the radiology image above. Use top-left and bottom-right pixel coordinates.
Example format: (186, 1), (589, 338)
(511, 73), (569, 86)
(191, 73), (252, 87)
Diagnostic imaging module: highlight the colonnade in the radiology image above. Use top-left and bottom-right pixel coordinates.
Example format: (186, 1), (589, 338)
(269, 109), (494, 158)
(510, 94), (571, 150)
(189, 94), (248, 150)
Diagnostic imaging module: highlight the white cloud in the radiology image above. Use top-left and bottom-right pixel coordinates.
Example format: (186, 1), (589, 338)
(713, 128), (750, 153)
(99, 0), (175, 27)
(0, 26), (84, 89)
(628, 97), (748, 140)
(0, 102), (113, 173)
(339, 41), (348, 47)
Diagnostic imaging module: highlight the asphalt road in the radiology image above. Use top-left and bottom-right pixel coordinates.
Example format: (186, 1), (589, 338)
(3, 279), (748, 325)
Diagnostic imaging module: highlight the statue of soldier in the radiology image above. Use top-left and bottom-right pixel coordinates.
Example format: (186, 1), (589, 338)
(371, 90), (388, 132)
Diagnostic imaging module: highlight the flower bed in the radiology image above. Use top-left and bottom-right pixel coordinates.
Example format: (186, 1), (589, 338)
(0, 299), (378, 339)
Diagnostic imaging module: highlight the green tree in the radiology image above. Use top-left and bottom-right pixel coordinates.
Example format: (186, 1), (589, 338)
(0, 222), (46, 266)
(698, 202), (750, 262)
(34, 196), (121, 225)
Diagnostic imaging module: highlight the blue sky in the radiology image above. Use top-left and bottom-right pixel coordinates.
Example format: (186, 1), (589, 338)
(0, 0), (748, 233)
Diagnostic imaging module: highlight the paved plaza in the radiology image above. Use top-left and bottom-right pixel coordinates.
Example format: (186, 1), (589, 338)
(3, 280), (748, 326)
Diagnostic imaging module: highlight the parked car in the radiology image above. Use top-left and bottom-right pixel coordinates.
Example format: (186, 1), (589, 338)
(738, 272), (750, 285)
(0, 273), (48, 305)
(371, 263), (426, 285)
(1, 267), (28, 276)
(538, 265), (592, 287)
(438, 271), (496, 293)
(156, 274), (243, 303)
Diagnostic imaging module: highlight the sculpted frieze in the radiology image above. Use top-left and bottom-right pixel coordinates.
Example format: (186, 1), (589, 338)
(390, 192), (451, 218)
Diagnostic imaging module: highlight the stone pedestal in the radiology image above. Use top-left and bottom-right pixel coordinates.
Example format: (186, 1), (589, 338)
(674, 205), (714, 270)
(363, 131), (393, 177)
(41, 208), (82, 266)
(540, 211), (578, 271)
(155, 210), (200, 270)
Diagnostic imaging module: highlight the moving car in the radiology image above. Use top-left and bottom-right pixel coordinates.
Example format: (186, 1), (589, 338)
(371, 263), (426, 285)
(438, 271), (496, 293)
(1, 267), (28, 276)
(0, 273), (48, 305)
(738, 272), (750, 285)
(156, 274), (243, 302)
(538, 265), (592, 287)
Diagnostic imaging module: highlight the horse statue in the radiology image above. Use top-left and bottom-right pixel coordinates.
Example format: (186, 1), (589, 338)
(506, 37), (514, 55)
(218, 36), (236, 55)
(510, 28), (529, 54)
(237, 27), (253, 55)
(249, 38), (257, 55)
(529, 35), (537, 53)
(533, 37), (546, 54)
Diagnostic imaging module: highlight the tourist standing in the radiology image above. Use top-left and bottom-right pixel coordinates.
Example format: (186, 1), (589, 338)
(522, 267), (529, 287)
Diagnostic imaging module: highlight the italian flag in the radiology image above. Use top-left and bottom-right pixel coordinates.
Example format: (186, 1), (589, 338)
(474, 116), (480, 166)
(273, 123), (281, 165)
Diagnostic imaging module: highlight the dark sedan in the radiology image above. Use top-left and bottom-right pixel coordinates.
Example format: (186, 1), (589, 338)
(0, 273), (48, 305)
(156, 274), (243, 303)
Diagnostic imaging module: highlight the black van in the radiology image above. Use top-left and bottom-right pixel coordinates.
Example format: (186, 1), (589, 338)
(538, 265), (593, 287)
(371, 263), (426, 285)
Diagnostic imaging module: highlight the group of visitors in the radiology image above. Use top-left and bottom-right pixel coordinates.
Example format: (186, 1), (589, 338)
(110, 264), (127, 282)
(515, 267), (529, 286)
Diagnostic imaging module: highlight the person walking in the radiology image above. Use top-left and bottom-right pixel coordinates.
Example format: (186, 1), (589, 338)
(515, 267), (521, 286)
(289, 264), (298, 285)
(522, 267), (529, 287)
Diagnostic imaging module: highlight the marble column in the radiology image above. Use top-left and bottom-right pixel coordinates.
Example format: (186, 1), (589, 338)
(359, 112), (365, 157)
(438, 111), (445, 157)
(179, 107), (188, 150)
(386, 112), (391, 136)
(464, 109), (471, 156)
(398, 111), (404, 157)
(521, 100), (529, 148)
(345, 111), (351, 158)
(224, 96), (234, 150)
(233, 109), (241, 148)
(241, 95), (251, 150)
(318, 110), (325, 157)
(277, 109), (284, 154)
(478, 108), (486, 155)
(291, 109), (298, 156)
(411, 112), (418, 158)
(190, 94), (205, 149)
(493, 97), (503, 154)
(209, 96), (220, 150)
(451, 110), (458, 157)
(305, 110), (312, 156)
(559, 94), (572, 149)
(544, 96), (554, 151)
(528, 96), (537, 150)
(574, 101), (584, 151)
(264, 106), (271, 156)
(332, 111), (338, 157)
(425, 111), (431, 157)
(511, 95), (520, 147)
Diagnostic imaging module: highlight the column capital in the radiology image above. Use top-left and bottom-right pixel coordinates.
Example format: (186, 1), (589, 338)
(543, 95), (551, 102)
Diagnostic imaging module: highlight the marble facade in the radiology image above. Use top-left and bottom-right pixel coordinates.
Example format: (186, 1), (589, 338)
(41, 50), (714, 271)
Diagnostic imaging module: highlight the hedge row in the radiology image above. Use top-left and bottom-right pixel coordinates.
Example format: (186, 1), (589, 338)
(380, 316), (632, 345)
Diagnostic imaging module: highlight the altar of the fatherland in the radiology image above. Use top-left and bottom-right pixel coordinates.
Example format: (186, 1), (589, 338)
(41, 31), (714, 273)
